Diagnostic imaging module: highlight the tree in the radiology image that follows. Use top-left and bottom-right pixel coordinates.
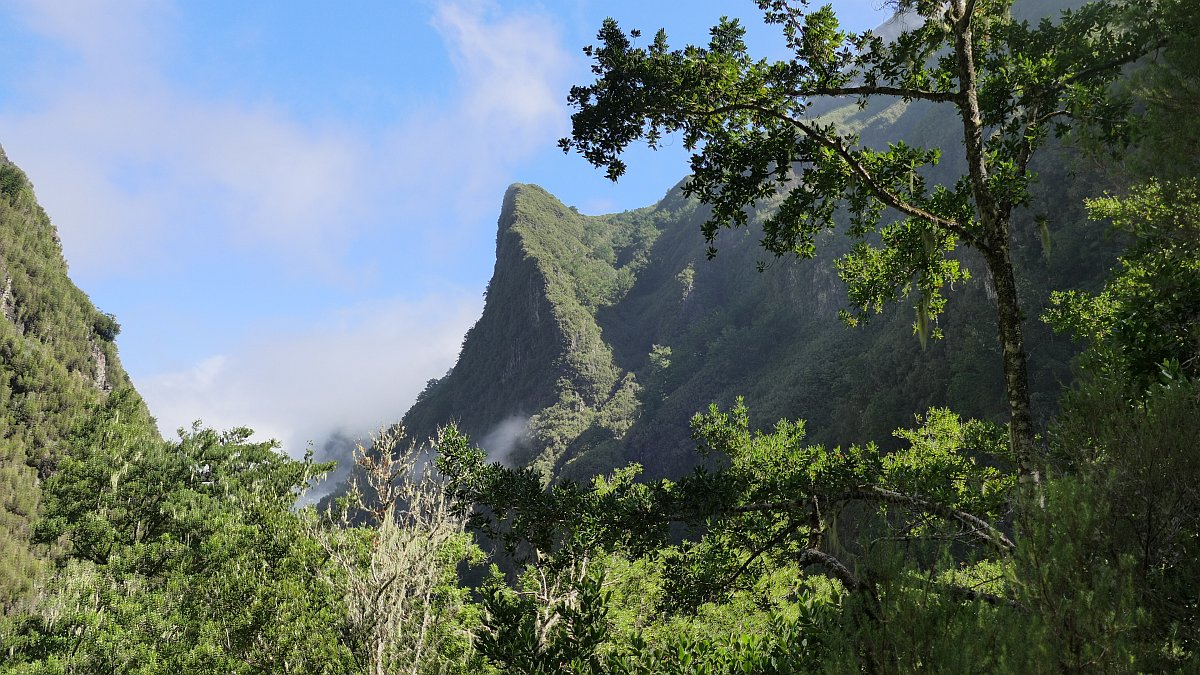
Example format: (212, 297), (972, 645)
(1046, 179), (1200, 387)
(1121, 1), (1200, 182)
(1032, 176), (1200, 668)
(561, 0), (1174, 494)
(310, 426), (484, 675)
(438, 403), (1030, 670)
(7, 391), (356, 673)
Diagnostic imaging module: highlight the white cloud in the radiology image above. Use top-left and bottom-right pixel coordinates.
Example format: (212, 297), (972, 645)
(0, 2), (370, 276)
(433, 2), (568, 139)
(0, 0), (571, 279)
(377, 1), (572, 241)
(137, 292), (482, 457)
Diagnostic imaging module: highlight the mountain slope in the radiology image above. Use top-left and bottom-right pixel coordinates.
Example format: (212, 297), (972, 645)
(395, 0), (1119, 484)
(403, 184), (661, 475)
(0, 145), (151, 610)
(399, 96), (1116, 485)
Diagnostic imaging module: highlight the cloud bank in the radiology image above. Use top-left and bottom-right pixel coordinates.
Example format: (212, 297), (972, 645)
(1, 1), (571, 279)
(138, 293), (481, 458)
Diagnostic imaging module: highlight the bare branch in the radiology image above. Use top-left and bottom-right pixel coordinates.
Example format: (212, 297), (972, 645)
(305, 426), (472, 674)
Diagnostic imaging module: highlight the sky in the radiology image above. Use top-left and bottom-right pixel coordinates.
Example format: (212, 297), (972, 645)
(0, 0), (892, 459)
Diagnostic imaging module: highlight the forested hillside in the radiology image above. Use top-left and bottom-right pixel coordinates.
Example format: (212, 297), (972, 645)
(0, 146), (151, 612)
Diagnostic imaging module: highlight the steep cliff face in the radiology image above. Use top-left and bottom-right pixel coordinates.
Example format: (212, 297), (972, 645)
(402, 186), (567, 451)
(0, 144), (150, 610)
(402, 184), (660, 474)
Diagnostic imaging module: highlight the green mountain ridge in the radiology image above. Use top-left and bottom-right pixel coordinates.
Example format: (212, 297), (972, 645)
(402, 184), (661, 474)
(398, 95), (1118, 484)
(0, 145), (151, 610)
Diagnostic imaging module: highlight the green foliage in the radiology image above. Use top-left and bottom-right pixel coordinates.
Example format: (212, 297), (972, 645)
(5, 409), (500, 674)
(437, 425), (667, 570)
(91, 313), (120, 342)
(1020, 378), (1200, 671)
(1011, 30), (1200, 665)
(593, 592), (842, 675)
(4, 391), (356, 673)
(561, 0), (1177, 488)
(477, 563), (612, 674)
(440, 407), (1030, 672)
(662, 403), (1014, 612)
(1032, 170), (1200, 669)
(1046, 179), (1200, 387)
(1122, 2), (1200, 181)
(561, 0), (1164, 331)
(0, 153), (150, 611)
(0, 163), (26, 200)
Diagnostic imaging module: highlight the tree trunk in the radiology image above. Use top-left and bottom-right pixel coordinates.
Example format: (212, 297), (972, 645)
(984, 243), (1041, 494)
(951, 0), (1042, 497)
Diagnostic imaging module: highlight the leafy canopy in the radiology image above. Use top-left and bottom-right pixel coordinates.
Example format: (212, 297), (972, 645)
(562, 0), (1169, 331)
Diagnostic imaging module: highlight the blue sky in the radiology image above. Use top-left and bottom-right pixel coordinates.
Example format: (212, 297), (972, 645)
(0, 0), (891, 455)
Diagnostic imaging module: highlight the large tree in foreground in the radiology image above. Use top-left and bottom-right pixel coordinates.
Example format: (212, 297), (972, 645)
(561, 0), (1174, 492)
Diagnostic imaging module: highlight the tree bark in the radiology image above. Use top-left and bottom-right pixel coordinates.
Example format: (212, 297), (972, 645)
(951, 0), (1041, 492)
(984, 243), (1041, 493)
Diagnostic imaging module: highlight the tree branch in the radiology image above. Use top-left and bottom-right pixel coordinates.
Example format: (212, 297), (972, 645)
(791, 115), (980, 245)
(719, 486), (1012, 555)
(1011, 107), (1070, 193)
(697, 100), (980, 246)
(848, 486), (1014, 554)
(919, 575), (1022, 609)
(795, 85), (961, 104)
(1059, 36), (1169, 90)
(796, 548), (866, 592)
(726, 498), (807, 514)
(963, 0), (979, 22)
(724, 516), (808, 590)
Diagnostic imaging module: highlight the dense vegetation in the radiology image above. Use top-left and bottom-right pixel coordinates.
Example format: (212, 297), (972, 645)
(0, 145), (149, 616)
(2, 0), (1198, 672)
(400, 185), (661, 480)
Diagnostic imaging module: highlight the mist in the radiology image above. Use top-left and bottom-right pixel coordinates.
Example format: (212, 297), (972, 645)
(478, 415), (531, 467)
